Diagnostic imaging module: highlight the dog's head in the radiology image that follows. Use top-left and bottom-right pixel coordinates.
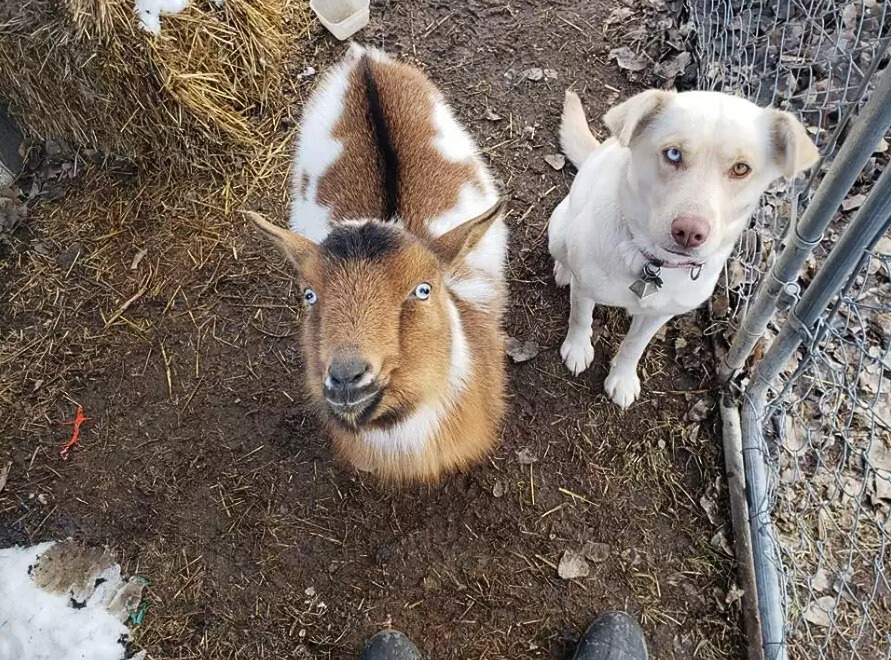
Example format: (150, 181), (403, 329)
(605, 90), (819, 262)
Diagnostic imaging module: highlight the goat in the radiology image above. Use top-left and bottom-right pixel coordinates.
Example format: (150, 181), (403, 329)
(249, 45), (508, 484)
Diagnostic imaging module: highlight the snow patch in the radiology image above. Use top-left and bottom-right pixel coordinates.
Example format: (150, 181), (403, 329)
(134, 0), (190, 35)
(0, 541), (147, 660)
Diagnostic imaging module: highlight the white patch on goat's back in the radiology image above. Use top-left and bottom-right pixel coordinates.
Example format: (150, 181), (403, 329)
(432, 98), (477, 162)
(428, 182), (506, 307)
(288, 55), (357, 240)
(427, 181), (494, 237)
(361, 298), (471, 455)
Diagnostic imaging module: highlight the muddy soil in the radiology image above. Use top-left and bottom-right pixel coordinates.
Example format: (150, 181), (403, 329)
(0, 1), (741, 658)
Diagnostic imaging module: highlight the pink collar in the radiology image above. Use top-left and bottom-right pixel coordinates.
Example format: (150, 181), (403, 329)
(641, 249), (703, 270)
(640, 249), (704, 281)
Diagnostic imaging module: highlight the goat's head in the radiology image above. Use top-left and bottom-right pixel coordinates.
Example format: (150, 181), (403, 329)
(248, 202), (502, 430)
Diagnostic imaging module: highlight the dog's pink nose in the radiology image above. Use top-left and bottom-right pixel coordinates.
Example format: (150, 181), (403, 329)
(671, 214), (710, 249)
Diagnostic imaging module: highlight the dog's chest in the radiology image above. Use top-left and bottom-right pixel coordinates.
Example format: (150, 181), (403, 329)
(581, 264), (716, 316)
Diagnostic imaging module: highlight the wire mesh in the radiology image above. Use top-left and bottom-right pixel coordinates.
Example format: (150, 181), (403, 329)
(688, 0), (891, 657)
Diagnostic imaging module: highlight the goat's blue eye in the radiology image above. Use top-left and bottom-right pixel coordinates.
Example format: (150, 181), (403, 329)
(663, 147), (682, 165)
(304, 288), (317, 305)
(414, 283), (432, 300)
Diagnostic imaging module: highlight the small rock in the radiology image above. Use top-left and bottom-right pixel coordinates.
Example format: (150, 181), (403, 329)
(374, 546), (392, 565)
(56, 243), (83, 271)
(304, 586), (316, 597)
(620, 547), (642, 567)
(506, 336), (540, 363)
(492, 480), (506, 498)
(297, 66), (316, 79)
(544, 154), (565, 170)
(516, 448), (538, 465)
(130, 248), (148, 271)
(484, 108), (502, 121)
(581, 541), (610, 563)
(811, 568), (831, 593)
(521, 67), (544, 81)
(557, 550), (589, 579)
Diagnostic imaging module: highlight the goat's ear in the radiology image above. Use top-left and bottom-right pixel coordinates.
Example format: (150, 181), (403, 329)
(431, 198), (505, 266)
(769, 110), (820, 179)
(603, 89), (674, 146)
(245, 211), (317, 270)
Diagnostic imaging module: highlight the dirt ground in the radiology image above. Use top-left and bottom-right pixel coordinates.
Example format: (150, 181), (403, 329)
(0, 1), (743, 658)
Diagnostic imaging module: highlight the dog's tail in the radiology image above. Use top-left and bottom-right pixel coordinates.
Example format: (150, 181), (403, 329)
(559, 91), (599, 169)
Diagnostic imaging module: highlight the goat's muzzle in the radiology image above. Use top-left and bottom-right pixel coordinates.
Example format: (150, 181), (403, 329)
(323, 354), (383, 426)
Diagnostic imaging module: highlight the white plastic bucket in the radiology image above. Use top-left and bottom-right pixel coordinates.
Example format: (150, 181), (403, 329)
(310, 0), (370, 41)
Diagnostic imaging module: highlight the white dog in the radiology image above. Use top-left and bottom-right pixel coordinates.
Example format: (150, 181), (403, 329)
(548, 89), (819, 407)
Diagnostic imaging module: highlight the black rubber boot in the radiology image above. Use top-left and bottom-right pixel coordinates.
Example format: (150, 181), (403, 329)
(571, 612), (648, 660)
(361, 630), (423, 660)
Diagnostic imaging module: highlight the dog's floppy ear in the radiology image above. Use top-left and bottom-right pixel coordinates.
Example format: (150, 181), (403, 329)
(603, 89), (675, 146)
(769, 110), (820, 179)
(244, 211), (317, 271)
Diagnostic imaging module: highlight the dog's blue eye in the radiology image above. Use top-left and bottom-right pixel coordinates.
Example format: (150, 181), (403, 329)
(304, 288), (317, 305)
(663, 147), (682, 165)
(414, 283), (432, 300)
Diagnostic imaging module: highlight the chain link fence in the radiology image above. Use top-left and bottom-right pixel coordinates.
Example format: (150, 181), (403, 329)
(687, 1), (891, 658)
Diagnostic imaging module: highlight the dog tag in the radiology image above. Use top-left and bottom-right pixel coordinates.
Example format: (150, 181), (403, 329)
(629, 260), (663, 300)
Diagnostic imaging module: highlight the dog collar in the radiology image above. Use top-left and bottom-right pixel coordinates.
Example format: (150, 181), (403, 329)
(629, 250), (704, 300)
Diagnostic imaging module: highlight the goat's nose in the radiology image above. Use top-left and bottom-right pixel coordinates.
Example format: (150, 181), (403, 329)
(670, 214), (711, 249)
(327, 356), (371, 389)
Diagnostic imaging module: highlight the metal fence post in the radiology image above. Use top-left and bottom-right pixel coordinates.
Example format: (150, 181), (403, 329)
(718, 66), (891, 382)
(740, 162), (891, 659)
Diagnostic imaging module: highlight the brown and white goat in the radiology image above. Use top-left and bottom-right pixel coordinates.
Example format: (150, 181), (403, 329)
(250, 45), (508, 484)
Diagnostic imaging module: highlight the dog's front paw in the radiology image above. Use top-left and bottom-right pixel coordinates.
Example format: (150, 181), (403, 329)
(604, 367), (640, 408)
(553, 261), (571, 288)
(561, 336), (594, 375)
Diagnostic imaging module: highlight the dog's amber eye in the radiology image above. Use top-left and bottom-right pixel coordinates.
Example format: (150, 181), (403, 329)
(730, 162), (751, 178)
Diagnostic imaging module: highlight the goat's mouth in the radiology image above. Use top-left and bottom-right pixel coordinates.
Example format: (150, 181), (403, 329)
(324, 385), (385, 428)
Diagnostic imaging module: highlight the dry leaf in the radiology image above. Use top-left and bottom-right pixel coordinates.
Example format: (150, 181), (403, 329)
(609, 47), (648, 72)
(842, 194), (866, 211)
(802, 596), (834, 627)
(654, 52), (691, 79)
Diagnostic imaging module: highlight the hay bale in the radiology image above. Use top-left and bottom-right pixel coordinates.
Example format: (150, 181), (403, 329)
(0, 0), (310, 171)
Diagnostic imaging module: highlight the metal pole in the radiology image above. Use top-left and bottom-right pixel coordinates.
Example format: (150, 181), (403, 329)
(740, 161), (891, 660)
(720, 395), (765, 660)
(749, 162), (891, 400)
(718, 65), (891, 382)
(740, 398), (787, 660)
